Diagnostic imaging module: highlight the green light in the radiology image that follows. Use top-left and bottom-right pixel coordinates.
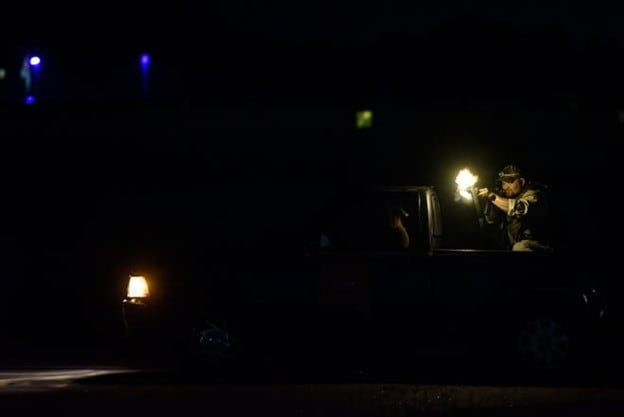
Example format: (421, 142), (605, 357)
(356, 110), (373, 129)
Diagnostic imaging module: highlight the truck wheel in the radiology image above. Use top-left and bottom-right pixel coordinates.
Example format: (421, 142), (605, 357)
(515, 316), (571, 371)
(185, 320), (237, 373)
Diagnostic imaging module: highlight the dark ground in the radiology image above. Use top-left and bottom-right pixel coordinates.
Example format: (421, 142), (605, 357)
(3, 343), (624, 417)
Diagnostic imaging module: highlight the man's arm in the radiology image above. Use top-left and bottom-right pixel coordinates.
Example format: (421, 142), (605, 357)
(478, 188), (512, 214)
(478, 187), (541, 218)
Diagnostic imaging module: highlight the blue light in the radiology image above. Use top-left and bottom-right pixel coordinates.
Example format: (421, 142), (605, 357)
(140, 54), (150, 99)
(29, 56), (41, 66)
(25, 95), (36, 105)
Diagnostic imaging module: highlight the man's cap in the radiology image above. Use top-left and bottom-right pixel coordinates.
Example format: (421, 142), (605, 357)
(498, 164), (523, 181)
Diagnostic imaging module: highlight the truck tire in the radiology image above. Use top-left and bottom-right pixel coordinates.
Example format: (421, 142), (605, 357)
(186, 320), (237, 370)
(515, 315), (571, 372)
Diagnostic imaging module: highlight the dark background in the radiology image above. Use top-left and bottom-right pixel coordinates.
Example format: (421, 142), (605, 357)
(0, 1), (622, 358)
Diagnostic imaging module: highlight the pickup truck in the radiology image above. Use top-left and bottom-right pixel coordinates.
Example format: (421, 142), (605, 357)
(121, 185), (608, 376)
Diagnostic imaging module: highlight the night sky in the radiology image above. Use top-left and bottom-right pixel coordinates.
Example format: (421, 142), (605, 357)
(8, 1), (624, 44)
(4, 1), (624, 106)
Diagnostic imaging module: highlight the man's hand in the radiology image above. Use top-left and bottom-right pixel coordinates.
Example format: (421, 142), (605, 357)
(477, 187), (490, 199)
